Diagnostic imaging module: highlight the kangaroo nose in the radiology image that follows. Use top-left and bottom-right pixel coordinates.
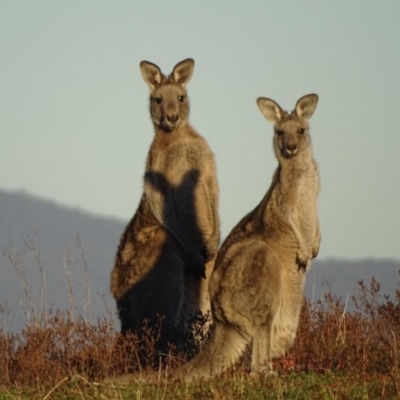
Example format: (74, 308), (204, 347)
(166, 113), (179, 124)
(286, 143), (297, 152)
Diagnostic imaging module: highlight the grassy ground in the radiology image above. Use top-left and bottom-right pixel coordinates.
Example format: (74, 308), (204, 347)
(0, 372), (397, 400)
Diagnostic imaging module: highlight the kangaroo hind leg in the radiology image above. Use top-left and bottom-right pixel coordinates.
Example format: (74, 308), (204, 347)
(183, 321), (249, 380)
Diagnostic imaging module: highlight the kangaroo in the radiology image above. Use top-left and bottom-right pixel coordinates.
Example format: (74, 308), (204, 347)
(181, 93), (321, 379)
(110, 58), (220, 358)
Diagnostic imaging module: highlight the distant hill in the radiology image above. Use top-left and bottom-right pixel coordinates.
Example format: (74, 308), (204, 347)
(0, 189), (126, 331)
(306, 258), (399, 304)
(0, 189), (399, 332)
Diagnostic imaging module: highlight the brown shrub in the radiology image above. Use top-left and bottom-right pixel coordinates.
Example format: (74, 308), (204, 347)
(1, 237), (399, 390)
(275, 271), (400, 387)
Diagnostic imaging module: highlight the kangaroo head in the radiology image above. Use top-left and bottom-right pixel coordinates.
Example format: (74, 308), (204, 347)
(256, 94), (318, 160)
(140, 58), (194, 132)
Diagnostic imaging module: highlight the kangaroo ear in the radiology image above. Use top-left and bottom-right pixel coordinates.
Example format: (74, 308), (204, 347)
(295, 94), (319, 120)
(172, 58), (194, 87)
(256, 97), (283, 124)
(140, 61), (162, 90)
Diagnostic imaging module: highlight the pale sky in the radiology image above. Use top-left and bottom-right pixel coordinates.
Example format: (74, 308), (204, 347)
(1, 1), (399, 260)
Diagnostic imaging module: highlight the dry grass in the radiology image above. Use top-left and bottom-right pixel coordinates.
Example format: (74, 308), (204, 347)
(1, 239), (400, 398)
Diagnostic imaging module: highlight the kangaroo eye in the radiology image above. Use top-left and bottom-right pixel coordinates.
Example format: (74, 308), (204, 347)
(276, 130), (284, 136)
(298, 128), (305, 134)
(152, 97), (162, 105)
(178, 95), (185, 102)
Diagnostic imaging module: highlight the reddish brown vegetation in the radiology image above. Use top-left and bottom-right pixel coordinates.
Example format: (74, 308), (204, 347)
(1, 268), (399, 392)
(276, 275), (400, 390)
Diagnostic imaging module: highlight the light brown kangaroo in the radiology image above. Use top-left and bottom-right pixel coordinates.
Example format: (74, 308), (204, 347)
(181, 93), (321, 379)
(110, 58), (220, 358)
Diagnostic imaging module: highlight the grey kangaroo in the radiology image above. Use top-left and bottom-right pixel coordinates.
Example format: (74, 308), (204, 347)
(110, 58), (220, 359)
(181, 93), (320, 379)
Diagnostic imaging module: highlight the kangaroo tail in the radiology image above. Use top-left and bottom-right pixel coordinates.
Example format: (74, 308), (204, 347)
(179, 322), (249, 381)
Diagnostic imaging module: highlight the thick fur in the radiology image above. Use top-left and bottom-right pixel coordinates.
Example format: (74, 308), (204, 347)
(110, 59), (220, 356)
(181, 94), (321, 379)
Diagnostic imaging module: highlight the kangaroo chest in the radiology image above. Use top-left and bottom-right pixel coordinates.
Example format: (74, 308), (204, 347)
(148, 140), (194, 186)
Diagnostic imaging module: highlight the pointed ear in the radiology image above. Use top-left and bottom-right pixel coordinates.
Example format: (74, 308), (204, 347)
(172, 58), (194, 87)
(140, 61), (162, 90)
(295, 93), (319, 120)
(256, 97), (283, 124)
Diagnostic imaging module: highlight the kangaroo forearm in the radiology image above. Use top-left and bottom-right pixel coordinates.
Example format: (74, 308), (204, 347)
(312, 223), (321, 258)
(287, 215), (307, 254)
(203, 226), (220, 260)
(165, 216), (203, 258)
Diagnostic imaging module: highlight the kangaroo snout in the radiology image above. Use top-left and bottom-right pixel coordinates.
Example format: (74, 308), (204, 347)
(166, 112), (179, 124)
(285, 142), (298, 156)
